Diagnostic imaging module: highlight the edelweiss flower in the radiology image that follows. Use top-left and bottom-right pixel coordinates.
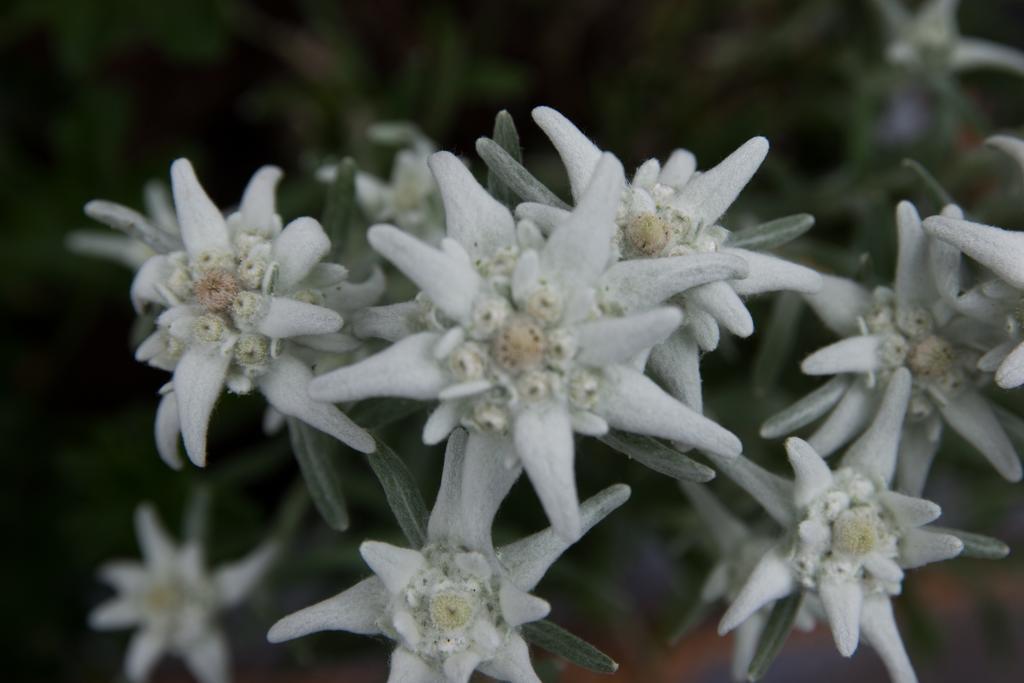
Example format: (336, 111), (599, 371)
(720, 370), (964, 683)
(762, 201), (1021, 494)
(523, 107), (821, 411)
(319, 122), (445, 244)
(310, 148), (741, 539)
(112, 159), (379, 467)
(268, 430), (630, 683)
(74, 180), (181, 270)
(681, 483), (815, 682)
(90, 503), (278, 683)
(874, 0), (1024, 76)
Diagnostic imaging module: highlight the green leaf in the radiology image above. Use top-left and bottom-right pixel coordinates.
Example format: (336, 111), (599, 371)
(367, 436), (430, 548)
(287, 418), (349, 532)
(348, 398), (425, 430)
(488, 110), (521, 206)
(726, 213), (815, 251)
(182, 484), (212, 546)
(929, 526), (1010, 560)
(475, 137), (570, 210)
(747, 593), (802, 681)
(521, 620), (618, 674)
(271, 479), (311, 542)
(667, 597), (714, 645)
(902, 158), (954, 209)
(753, 292), (803, 394)
(323, 157), (358, 261)
(599, 431), (715, 483)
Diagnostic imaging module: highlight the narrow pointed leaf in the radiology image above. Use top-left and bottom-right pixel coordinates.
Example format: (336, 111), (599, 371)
(600, 430), (715, 483)
(747, 593), (803, 681)
(347, 397), (426, 430)
(287, 418), (349, 532)
(753, 292), (803, 393)
(521, 619), (618, 674)
(902, 159), (954, 209)
(367, 435), (429, 548)
(928, 526), (1010, 560)
(323, 157), (358, 261)
(667, 597), (715, 645)
(487, 110), (522, 206)
(476, 137), (569, 209)
(726, 214), (815, 251)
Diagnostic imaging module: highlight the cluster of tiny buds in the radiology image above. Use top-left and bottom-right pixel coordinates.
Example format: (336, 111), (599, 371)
(613, 186), (727, 260)
(861, 289), (966, 419)
(389, 545), (506, 663)
(139, 572), (216, 641)
(791, 469), (900, 596)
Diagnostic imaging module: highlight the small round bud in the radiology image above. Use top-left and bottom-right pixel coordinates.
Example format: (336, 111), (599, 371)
(232, 291), (268, 327)
(472, 401), (508, 433)
(470, 297), (511, 338)
(526, 286), (562, 323)
(625, 212), (670, 256)
(237, 257), (267, 290)
(234, 333), (270, 366)
(516, 371), (550, 403)
(192, 250), (235, 275)
(878, 334), (908, 368)
(906, 335), (954, 378)
(568, 369), (601, 409)
(895, 306), (933, 337)
(192, 314), (227, 343)
(832, 508), (879, 556)
(193, 269), (240, 312)
(492, 318), (546, 372)
(166, 266), (193, 300)
(448, 343), (487, 381)
(545, 329), (577, 366)
(908, 393), (934, 421)
(428, 592), (474, 631)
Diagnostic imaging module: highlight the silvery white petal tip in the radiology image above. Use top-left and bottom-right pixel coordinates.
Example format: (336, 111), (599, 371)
(923, 215), (1024, 289)
(820, 580), (863, 657)
(785, 437), (833, 506)
(359, 542), (426, 593)
(718, 550), (793, 634)
(531, 106), (602, 200)
(170, 158), (231, 256)
(801, 335), (883, 375)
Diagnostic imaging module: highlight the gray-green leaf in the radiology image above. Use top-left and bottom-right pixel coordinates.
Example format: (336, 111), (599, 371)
(488, 110), (521, 206)
(600, 431), (715, 483)
(367, 436), (430, 548)
(726, 213), (815, 251)
(747, 593), (802, 681)
(476, 137), (570, 210)
(521, 619), (618, 674)
(287, 418), (349, 532)
(323, 157), (358, 261)
(930, 526), (1010, 560)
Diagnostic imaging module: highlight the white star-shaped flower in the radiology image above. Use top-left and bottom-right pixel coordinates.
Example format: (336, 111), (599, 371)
(874, 0), (1024, 76)
(720, 369), (964, 683)
(309, 148), (741, 540)
(90, 503), (277, 683)
(523, 107), (821, 411)
(107, 159), (380, 467)
(762, 200), (1021, 494)
(268, 430), (630, 683)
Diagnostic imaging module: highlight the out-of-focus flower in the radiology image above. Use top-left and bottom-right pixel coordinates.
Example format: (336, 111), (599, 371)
(89, 159), (380, 467)
(90, 503), (278, 683)
(268, 430), (630, 682)
(762, 201), (1021, 494)
(309, 148), (741, 540)
(874, 0), (1024, 76)
(524, 107), (821, 412)
(720, 370), (964, 683)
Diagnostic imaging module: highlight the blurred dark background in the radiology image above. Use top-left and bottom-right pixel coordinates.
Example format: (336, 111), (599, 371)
(2, 1), (1024, 681)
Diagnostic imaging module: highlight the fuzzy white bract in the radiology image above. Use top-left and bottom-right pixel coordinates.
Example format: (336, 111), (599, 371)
(309, 143), (742, 540)
(268, 430), (630, 683)
(97, 159), (380, 467)
(525, 107), (821, 411)
(719, 369), (963, 683)
(89, 504), (277, 683)
(762, 201), (1021, 494)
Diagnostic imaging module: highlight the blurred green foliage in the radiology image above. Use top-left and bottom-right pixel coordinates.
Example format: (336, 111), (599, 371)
(2, 1), (1024, 681)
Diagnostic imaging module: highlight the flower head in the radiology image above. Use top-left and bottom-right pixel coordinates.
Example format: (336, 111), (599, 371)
(310, 147), (741, 539)
(268, 430), (631, 682)
(90, 503), (278, 683)
(100, 159), (380, 467)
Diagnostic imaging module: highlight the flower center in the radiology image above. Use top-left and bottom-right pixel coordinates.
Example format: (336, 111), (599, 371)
(625, 213), (670, 256)
(492, 318), (546, 372)
(832, 508), (878, 556)
(906, 335), (954, 378)
(429, 592), (474, 631)
(144, 584), (179, 612)
(194, 269), (240, 312)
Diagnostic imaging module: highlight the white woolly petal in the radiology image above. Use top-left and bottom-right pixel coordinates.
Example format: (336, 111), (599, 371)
(878, 490), (940, 529)
(807, 382), (873, 456)
(647, 330), (704, 412)
(688, 307), (720, 351)
(258, 297), (342, 338)
(514, 202), (571, 235)
(173, 349), (230, 467)
(898, 529), (963, 569)
(155, 391), (183, 470)
(950, 37), (1024, 76)
(478, 633), (544, 683)
(170, 159), (231, 257)
(511, 249), (541, 305)
(841, 368), (911, 484)
(267, 576), (388, 642)
(351, 301), (422, 342)
(820, 579), (863, 657)
(672, 136), (769, 228)
(309, 332), (446, 403)
(596, 366), (742, 458)
(214, 541), (278, 608)
(271, 217), (330, 290)
(83, 198), (179, 252)
(239, 165), (283, 237)
(571, 410), (609, 436)
(258, 356), (374, 453)
(632, 158), (660, 187)
(131, 255), (174, 312)
(803, 274), (872, 337)
(368, 224), (480, 321)
(360, 542), (426, 594)
(894, 201), (934, 308)
(134, 503), (176, 570)
(724, 248), (822, 296)
(938, 390), (1023, 482)
(731, 611), (767, 682)
(531, 106), (603, 200)
(428, 151), (516, 259)
(387, 648), (442, 683)
(860, 596), (919, 683)
(895, 422), (941, 497)
(443, 650), (482, 683)
(718, 549), (794, 635)
(659, 148), (697, 189)
(688, 281), (754, 337)
(182, 629), (229, 683)
(864, 554), (905, 584)
(499, 581), (550, 627)
(576, 307), (682, 366)
(89, 598), (142, 630)
(988, 133), (1024, 175)
(598, 253), (749, 312)
(541, 153), (625, 288)
(97, 561), (148, 593)
(923, 216), (1024, 289)
(996, 342), (1024, 389)
(125, 629), (167, 683)
(514, 406), (581, 541)
(422, 402), (462, 445)
(785, 437), (834, 507)
(802, 335), (883, 375)
(978, 341), (1015, 373)
(66, 230), (153, 270)
(498, 484), (630, 591)
(322, 266), (385, 312)
(760, 376), (851, 439)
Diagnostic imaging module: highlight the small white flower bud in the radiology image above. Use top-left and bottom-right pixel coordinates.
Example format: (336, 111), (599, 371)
(232, 291), (268, 327)
(448, 343), (487, 381)
(568, 369), (601, 409)
(237, 257), (267, 290)
(516, 371), (550, 403)
(470, 296), (511, 338)
(492, 317), (546, 372)
(895, 306), (933, 337)
(624, 212), (670, 256)
(192, 314), (227, 343)
(545, 329), (577, 366)
(906, 335), (954, 378)
(234, 333), (270, 366)
(525, 286), (562, 323)
(472, 401), (508, 433)
(191, 250), (235, 275)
